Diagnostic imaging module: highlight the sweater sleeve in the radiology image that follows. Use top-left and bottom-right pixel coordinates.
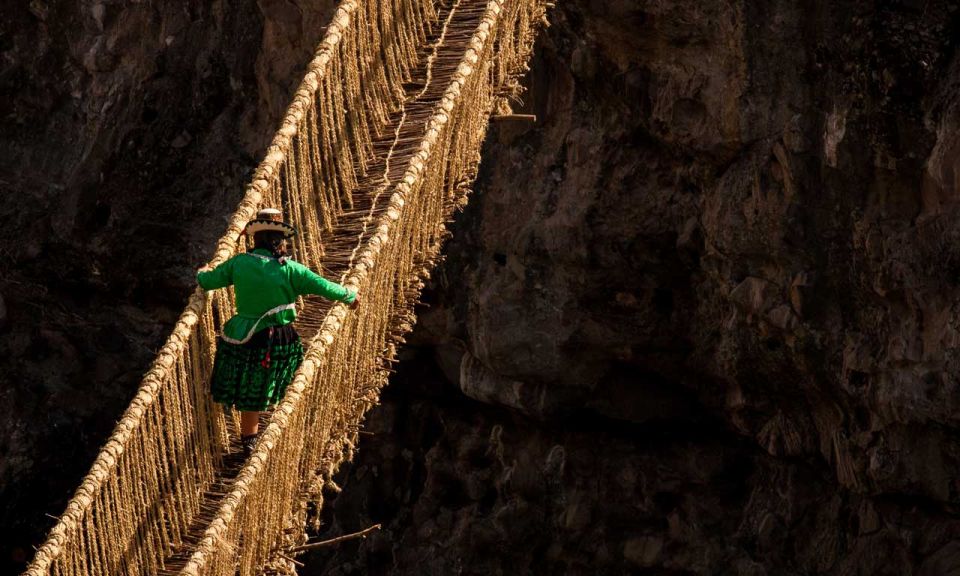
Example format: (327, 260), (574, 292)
(197, 257), (236, 290)
(289, 261), (356, 303)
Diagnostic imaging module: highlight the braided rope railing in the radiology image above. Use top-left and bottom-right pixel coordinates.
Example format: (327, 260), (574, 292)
(177, 0), (548, 574)
(24, 1), (436, 574)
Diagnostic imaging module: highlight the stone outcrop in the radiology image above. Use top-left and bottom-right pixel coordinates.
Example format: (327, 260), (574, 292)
(303, 1), (960, 575)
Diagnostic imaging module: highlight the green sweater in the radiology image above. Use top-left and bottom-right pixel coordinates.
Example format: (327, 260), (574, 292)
(197, 248), (356, 344)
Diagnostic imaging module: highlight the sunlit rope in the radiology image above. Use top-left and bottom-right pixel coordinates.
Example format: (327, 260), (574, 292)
(340, 0), (466, 284)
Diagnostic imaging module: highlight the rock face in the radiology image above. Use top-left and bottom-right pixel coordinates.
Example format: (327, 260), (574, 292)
(0, 0), (336, 571)
(6, 0), (960, 574)
(303, 1), (960, 575)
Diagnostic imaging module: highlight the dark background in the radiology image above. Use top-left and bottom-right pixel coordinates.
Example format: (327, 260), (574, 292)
(6, 1), (960, 574)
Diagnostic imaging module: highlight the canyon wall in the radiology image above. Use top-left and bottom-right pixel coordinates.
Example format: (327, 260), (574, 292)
(304, 1), (960, 575)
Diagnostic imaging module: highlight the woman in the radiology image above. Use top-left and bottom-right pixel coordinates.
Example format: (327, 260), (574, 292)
(197, 208), (359, 455)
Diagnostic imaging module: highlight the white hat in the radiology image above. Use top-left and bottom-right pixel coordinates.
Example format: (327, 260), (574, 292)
(246, 208), (296, 237)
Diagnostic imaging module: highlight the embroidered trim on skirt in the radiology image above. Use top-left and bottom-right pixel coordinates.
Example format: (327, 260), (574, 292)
(210, 324), (304, 411)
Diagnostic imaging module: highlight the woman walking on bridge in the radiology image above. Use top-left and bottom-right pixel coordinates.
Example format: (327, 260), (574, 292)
(198, 208), (360, 456)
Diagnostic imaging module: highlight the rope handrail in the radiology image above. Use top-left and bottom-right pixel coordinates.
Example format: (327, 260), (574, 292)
(178, 2), (506, 571)
(208, 2), (360, 269)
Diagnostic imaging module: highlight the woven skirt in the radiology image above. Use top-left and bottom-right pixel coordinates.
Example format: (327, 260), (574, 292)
(210, 324), (304, 411)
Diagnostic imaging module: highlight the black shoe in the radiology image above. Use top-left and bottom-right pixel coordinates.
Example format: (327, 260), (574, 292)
(241, 434), (258, 457)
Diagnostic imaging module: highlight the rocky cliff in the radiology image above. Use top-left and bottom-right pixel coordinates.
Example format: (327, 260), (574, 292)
(304, 1), (960, 575)
(5, 0), (960, 575)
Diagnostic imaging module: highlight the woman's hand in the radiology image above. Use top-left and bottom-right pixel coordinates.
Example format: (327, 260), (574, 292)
(349, 293), (361, 310)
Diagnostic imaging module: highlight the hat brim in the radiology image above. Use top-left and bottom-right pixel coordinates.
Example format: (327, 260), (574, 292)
(246, 219), (297, 238)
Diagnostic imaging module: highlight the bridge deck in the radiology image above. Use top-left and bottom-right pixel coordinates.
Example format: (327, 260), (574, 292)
(155, 1), (487, 572)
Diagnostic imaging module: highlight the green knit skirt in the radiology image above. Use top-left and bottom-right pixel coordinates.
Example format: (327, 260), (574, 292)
(210, 324), (304, 411)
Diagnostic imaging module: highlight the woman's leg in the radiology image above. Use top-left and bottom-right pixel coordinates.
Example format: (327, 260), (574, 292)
(240, 411), (261, 437)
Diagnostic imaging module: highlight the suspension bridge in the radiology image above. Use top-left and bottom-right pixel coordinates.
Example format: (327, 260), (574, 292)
(23, 0), (548, 573)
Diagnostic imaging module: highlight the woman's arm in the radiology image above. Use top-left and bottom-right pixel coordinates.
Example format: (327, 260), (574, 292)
(197, 257), (236, 290)
(289, 261), (357, 304)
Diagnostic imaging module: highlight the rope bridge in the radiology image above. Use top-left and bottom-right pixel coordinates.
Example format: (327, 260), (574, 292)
(24, 0), (547, 574)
